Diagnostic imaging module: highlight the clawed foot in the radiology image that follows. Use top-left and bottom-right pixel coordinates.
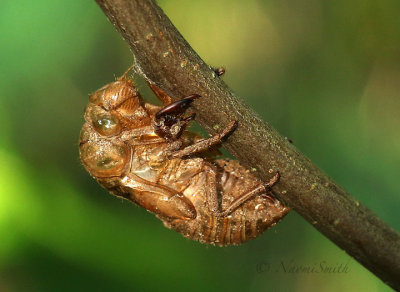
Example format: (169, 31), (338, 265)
(153, 94), (201, 140)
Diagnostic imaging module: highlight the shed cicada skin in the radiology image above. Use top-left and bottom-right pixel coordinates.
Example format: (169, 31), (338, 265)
(79, 67), (290, 246)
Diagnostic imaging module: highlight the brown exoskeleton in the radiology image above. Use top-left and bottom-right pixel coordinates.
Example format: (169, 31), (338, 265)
(79, 67), (290, 246)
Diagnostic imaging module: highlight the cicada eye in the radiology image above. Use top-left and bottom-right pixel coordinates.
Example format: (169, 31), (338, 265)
(79, 142), (129, 178)
(92, 114), (122, 136)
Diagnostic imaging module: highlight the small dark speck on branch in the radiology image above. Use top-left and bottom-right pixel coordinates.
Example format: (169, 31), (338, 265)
(95, 0), (400, 289)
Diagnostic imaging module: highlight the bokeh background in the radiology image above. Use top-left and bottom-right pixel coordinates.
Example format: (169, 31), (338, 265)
(1, 0), (399, 291)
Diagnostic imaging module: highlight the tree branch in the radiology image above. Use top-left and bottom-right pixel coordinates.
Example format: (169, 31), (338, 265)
(95, 0), (400, 289)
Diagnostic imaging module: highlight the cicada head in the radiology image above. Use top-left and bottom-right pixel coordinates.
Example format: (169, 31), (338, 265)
(84, 69), (150, 137)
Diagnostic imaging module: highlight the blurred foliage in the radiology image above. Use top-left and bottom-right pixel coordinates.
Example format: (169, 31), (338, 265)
(0, 0), (399, 291)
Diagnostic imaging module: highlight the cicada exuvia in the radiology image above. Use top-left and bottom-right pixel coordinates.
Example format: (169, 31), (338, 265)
(79, 67), (290, 246)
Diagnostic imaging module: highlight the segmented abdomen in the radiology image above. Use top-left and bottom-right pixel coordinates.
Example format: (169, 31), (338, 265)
(162, 159), (290, 246)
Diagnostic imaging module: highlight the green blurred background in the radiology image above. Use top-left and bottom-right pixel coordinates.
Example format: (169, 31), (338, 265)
(1, 0), (399, 291)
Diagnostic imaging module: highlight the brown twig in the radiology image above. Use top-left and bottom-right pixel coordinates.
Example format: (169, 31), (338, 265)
(95, 0), (400, 289)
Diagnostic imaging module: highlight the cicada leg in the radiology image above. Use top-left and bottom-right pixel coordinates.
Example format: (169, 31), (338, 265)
(213, 171), (280, 217)
(118, 64), (135, 81)
(148, 82), (173, 105)
(168, 121), (237, 159)
(195, 163), (280, 218)
(120, 174), (197, 220)
(155, 95), (200, 119)
(144, 103), (162, 116)
(152, 95), (201, 140)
